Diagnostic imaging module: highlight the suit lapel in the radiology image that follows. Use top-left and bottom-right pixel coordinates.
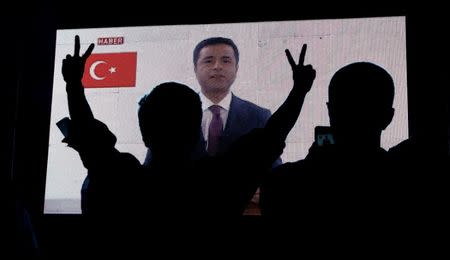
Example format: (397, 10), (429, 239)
(224, 94), (242, 137)
(221, 94), (250, 152)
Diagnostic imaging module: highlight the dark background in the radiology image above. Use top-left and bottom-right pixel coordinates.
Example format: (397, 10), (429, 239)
(3, 0), (448, 257)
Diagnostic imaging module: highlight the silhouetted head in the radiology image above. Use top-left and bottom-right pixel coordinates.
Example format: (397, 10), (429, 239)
(193, 37), (239, 100)
(138, 82), (202, 156)
(327, 62), (395, 147)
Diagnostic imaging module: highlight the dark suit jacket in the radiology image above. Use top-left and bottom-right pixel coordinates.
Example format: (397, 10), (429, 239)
(215, 94), (272, 155)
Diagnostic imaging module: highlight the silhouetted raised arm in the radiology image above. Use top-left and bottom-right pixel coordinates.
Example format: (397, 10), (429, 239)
(62, 35), (95, 123)
(61, 35), (119, 171)
(265, 44), (316, 141)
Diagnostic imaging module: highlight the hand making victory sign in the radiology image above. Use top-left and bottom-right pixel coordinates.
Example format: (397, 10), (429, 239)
(285, 43), (316, 94)
(62, 35), (96, 122)
(264, 43), (317, 144)
(62, 35), (95, 84)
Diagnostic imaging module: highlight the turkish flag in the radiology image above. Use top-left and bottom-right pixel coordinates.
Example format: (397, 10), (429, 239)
(82, 52), (137, 88)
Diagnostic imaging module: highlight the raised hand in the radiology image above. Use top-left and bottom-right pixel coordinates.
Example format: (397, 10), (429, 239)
(62, 35), (96, 122)
(285, 44), (316, 93)
(62, 35), (95, 84)
(264, 44), (317, 142)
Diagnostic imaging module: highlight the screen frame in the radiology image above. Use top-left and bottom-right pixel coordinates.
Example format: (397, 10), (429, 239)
(46, 14), (410, 215)
(14, 5), (443, 219)
(8, 5), (448, 259)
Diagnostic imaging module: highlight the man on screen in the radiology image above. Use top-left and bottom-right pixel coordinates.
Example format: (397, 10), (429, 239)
(193, 37), (274, 157)
(143, 37), (281, 214)
(144, 37), (278, 160)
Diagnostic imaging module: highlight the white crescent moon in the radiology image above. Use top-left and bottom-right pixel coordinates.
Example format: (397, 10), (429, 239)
(89, 61), (107, 80)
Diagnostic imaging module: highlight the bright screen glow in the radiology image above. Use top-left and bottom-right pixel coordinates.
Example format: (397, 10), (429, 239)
(45, 16), (408, 213)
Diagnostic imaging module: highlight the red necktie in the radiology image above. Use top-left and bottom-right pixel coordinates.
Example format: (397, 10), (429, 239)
(207, 105), (223, 156)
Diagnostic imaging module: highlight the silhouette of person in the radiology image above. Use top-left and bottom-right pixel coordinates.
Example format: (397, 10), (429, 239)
(61, 36), (315, 253)
(261, 62), (404, 234)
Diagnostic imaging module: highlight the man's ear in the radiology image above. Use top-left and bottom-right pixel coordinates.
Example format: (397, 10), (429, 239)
(235, 63), (239, 72)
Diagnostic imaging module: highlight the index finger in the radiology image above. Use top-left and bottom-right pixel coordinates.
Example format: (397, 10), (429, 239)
(74, 35), (80, 57)
(298, 44), (307, 65)
(82, 43), (95, 60)
(285, 49), (296, 68)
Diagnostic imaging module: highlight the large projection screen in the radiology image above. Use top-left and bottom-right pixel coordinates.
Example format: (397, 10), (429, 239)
(45, 16), (408, 213)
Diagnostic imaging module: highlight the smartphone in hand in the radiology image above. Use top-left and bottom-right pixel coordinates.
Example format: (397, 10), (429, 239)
(56, 117), (71, 139)
(314, 126), (335, 147)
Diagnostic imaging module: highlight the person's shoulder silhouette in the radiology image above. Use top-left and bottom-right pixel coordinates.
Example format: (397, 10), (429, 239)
(261, 62), (397, 228)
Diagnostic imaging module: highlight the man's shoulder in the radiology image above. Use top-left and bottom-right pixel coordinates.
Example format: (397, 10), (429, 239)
(231, 94), (270, 115)
(119, 152), (142, 167)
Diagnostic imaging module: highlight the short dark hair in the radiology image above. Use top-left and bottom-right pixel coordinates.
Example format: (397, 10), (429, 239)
(193, 37), (239, 67)
(328, 62), (395, 109)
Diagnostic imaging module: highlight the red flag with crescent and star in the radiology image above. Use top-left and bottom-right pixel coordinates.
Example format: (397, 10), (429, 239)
(82, 52), (137, 88)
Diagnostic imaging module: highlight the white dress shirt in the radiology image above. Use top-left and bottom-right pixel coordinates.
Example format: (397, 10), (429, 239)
(199, 91), (232, 142)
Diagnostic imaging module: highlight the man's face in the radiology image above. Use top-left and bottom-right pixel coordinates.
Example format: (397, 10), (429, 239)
(194, 44), (238, 96)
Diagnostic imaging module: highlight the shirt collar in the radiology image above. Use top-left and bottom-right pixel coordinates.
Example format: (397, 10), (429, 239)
(199, 91), (232, 112)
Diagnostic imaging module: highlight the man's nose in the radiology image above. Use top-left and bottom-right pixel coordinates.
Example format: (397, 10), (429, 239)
(213, 60), (222, 70)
